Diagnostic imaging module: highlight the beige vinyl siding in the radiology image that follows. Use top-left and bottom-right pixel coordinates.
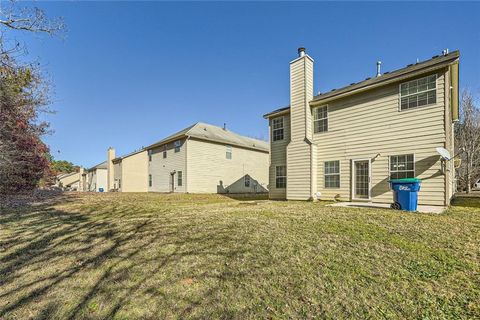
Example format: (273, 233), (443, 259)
(287, 55), (315, 200)
(113, 162), (122, 191)
(87, 168), (107, 192)
(269, 115), (290, 199)
(148, 139), (186, 193)
(121, 151), (149, 192)
(313, 71), (448, 205)
(57, 173), (80, 189)
(444, 68), (455, 203)
(186, 138), (269, 194)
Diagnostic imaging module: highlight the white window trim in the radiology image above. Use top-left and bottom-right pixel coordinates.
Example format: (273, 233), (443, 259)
(177, 171), (183, 187)
(389, 154), (416, 179)
(398, 74), (437, 112)
(275, 165), (287, 189)
(226, 145), (232, 159)
(313, 105), (328, 134)
(272, 116), (285, 142)
(351, 158), (372, 201)
(244, 175), (250, 188)
(324, 160), (340, 189)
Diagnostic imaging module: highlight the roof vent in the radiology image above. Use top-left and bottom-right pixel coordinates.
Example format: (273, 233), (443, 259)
(376, 61), (382, 77)
(223, 123), (227, 131)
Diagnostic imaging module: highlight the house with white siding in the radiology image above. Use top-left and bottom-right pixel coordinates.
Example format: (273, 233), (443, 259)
(264, 48), (459, 206)
(85, 161), (108, 192)
(145, 122), (269, 194)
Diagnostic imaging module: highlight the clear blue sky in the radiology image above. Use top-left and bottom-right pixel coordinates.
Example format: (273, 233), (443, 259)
(18, 1), (480, 168)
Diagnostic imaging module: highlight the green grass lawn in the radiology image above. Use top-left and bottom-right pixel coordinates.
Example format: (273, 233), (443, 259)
(0, 193), (479, 319)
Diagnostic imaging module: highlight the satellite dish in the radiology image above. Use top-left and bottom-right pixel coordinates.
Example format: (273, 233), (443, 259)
(436, 147), (452, 160)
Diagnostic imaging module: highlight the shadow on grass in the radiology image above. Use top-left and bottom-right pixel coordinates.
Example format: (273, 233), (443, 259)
(0, 193), (254, 319)
(451, 195), (480, 208)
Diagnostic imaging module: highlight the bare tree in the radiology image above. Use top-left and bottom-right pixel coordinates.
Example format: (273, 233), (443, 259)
(455, 90), (480, 193)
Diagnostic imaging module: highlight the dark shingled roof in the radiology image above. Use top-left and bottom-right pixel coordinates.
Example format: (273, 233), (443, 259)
(264, 50), (460, 118)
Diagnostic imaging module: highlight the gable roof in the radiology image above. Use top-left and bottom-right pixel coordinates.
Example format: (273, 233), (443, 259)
(87, 161), (107, 171)
(264, 50), (460, 118)
(146, 122), (269, 153)
(56, 171), (78, 180)
(112, 148), (146, 163)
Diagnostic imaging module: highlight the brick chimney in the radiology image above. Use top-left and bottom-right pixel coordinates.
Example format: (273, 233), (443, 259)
(286, 47), (317, 200)
(107, 147), (115, 191)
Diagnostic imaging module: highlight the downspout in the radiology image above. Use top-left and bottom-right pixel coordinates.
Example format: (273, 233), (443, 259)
(185, 136), (189, 193)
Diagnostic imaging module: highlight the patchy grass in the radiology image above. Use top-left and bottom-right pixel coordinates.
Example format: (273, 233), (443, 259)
(0, 193), (479, 319)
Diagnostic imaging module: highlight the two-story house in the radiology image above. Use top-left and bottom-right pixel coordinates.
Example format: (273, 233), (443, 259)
(145, 122), (269, 194)
(264, 48), (459, 206)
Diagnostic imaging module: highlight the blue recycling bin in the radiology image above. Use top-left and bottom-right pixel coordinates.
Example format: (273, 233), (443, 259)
(390, 178), (421, 211)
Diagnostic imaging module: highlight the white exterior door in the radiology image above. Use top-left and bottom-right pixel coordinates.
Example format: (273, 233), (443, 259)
(352, 159), (371, 200)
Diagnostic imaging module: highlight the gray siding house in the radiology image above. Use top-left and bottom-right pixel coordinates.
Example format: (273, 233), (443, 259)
(264, 48), (459, 206)
(146, 122), (269, 194)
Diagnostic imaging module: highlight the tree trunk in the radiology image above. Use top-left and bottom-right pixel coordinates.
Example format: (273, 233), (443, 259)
(466, 153), (472, 193)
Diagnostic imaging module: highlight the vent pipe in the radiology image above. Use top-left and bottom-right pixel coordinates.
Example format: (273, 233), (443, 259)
(376, 61), (382, 77)
(298, 47), (306, 57)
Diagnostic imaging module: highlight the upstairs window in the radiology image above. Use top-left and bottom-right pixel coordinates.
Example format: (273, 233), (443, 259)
(226, 145), (232, 159)
(324, 160), (340, 188)
(244, 175), (250, 187)
(148, 150), (152, 162)
(163, 145), (167, 158)
(275, 166), (286, 188)
(174, 140), (181, 153)
(400, 74), (437, 110)
(272, 117), (284, 141)
(313, 106), (328, 133)
(390, 154), (414, 179)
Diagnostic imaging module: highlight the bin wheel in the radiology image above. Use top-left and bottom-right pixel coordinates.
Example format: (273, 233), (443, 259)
(390, 202), (401, 210)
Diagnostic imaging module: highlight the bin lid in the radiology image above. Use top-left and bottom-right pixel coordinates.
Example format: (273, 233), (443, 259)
(389, 178), (421, 183)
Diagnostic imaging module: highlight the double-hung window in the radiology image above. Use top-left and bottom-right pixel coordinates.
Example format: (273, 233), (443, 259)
(148, 150), (152, 162)
(313, 106), (328, 133)
(163, 145), (167, 158)
(390, 154), (415, 179)
(400, 75), (436, 110)
(177, 171), (183, 187)
(272, 117), (284, 141)
(275, 166), (286, 188)
(148, 174), (152, 187)
(226, 145), (232, 159)
(324, 161), (340, 188)
(174, 140), (181, 153)
(244, 175), (250, 187)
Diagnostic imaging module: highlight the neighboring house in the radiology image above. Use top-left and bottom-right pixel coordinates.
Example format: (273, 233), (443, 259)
(264, 48), (459, 206)
(111, 149), (149, 192)
(85, 161), (108, 192)
(145, 122), (269, 194)
(55, 172), (80, 190)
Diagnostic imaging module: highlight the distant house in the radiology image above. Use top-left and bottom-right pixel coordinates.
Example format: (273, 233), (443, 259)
(143, 122), (269, 194)
(264, 48), (459, 206)
(85, 161), (108, 192)
(111, 149), (149, 192)
(55, 172), (80, 190)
